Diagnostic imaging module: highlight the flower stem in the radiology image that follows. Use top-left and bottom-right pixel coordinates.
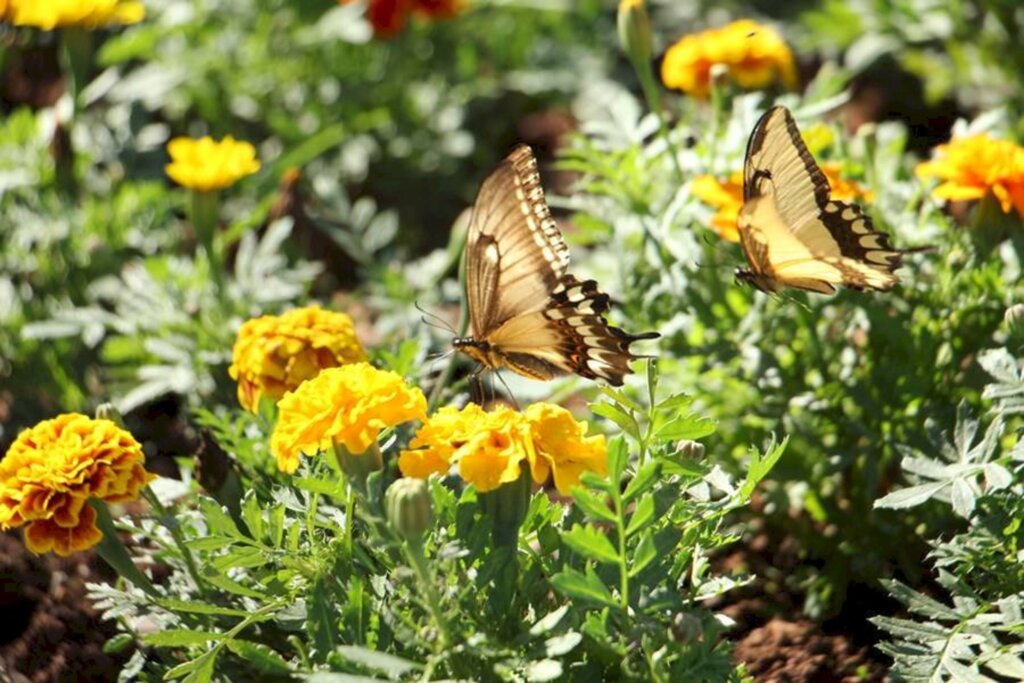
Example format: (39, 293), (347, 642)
(190, 190), (224, 293)
(404, 537), (452, 651)
(89, 499), (158, 597)
(635, 58), (684, 184)
(142, 487), (208, 597)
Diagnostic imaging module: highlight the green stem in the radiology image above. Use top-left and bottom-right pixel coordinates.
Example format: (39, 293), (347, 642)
(190, 190), (224, 293)
(404, 537), (452, 651)
(142, 487), (208, 597)
(60, 28), (93, 117)
(611, 488), (630, 611)
(90, 499), (158, 596)
(636, 61), (684, 184)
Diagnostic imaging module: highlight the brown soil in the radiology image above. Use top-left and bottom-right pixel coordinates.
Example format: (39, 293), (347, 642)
(0, 533), (128, 683)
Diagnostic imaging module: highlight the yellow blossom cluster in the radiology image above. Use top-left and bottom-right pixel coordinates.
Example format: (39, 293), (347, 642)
(229, 306), (368, 413)
(915, 133), (1024, 218)
(165, 136), (261, 192)
(270, 363), (427, 473)
(399, 402), (606, 494)
(660, 19), (798, 99)
(4, 0), (144, 29)
(692, 163), (874, 242)
(0, 414), (154, 556)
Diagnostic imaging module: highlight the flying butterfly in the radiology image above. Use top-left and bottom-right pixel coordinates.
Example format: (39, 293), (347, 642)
(736, 105), (914, 294)
(452, 145), (658, 387)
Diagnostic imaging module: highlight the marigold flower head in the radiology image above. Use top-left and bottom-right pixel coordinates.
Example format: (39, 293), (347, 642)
(6, 0), (144, 29)
(270, 363), (427, 473)
(340, 0), (464, 38)
(229, 306), (367, 413)
(400, 402), (606, 494)
(660, 19), (798, 99)
(0, 414), (154, 556)
(165, 135), (260, 192)
(693, 164), (873, 242)
(915, 133), (1024, 218)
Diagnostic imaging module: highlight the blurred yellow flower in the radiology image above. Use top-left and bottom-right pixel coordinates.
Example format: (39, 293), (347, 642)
(7, 0), (144, 29)
(270, 363), (427, 473)
(0, 414), (154, 556)
(400, 402), (606, 494)
(693, 164), (873, 242)
(915, 133), (1024, 218)
(660, 19), (798, 99)
(165, 135), (260, 192)
(229, 306), (367, 413)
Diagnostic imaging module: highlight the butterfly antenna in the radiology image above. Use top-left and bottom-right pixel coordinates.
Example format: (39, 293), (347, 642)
(414, 301), (457, 335)
(693, 232), (740, 272)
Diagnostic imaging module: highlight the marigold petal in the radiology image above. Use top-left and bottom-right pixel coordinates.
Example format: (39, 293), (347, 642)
(24, 503), (103, 556)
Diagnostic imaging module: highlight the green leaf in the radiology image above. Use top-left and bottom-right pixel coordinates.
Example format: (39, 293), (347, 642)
(874, 481), (948, 510)
(308, 578), (339, 655)
(202, 572), (266, 599)
(269, 503), (287, 548)
(606, 436), (629, 483)
(525, 659), (563, 682)
(654, 415), (717, 442)
(225, 639), (293, 674)
(333, 646), (420, 676)
(165, 650), (217, 682)
(530, 605), (570, 636)
(241, 492), (264, 541)
(622, 460), (660, 504)
(294, 477), (347, 499)
(210, 546), (267, 572)
(739, 436), (788, 500)
(570, 488), (616, 523)
(199, 498), (244, 539)
(592, 403), (640, 442)
(186, 536), (239, 552)
(154, 599), (253, 617)
(624, 495), (655, 537)
(550, 567), (618, 608)
(629, 532), (658, 577)
(143, 630), (225, 647)
(544, 632), (583, 657)
(103, 633), (135, 654)
(562, 524), (620, 564)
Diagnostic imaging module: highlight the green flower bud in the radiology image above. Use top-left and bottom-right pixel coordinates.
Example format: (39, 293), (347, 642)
(333, 439), (383, 490)
(386, 478), (434, 541)
(617, 0), (653, 69)
(95, 402), (126, 428)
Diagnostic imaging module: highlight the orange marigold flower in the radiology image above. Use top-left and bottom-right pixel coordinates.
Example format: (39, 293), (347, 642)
(270, 363), (427, 474)
(165, 135), (260, 192)
(915, 133), (1024, 218)
(400, 402), (606, 494)
(660, 19), (798, 99)
(340, 0), (463, 38)
(693, 164), (873, 242)
(7, 0), (144, 29)
(0, 414), (154, 556)
(229, 306), (367, 413)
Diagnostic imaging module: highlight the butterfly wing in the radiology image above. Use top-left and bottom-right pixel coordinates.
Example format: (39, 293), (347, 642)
(739, 106), (903, 293)
(465, 145), (570, 339)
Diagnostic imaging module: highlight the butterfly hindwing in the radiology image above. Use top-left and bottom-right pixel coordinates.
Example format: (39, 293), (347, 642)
(459, 146), (657, 386)
(738, 106), (906, 294)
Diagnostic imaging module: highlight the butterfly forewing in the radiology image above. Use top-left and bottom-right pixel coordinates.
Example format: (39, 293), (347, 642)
(738, 106), (906, 293)
(460, 146), (657, 385)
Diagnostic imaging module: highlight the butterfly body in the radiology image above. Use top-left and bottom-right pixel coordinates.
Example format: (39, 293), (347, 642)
(736, 106), (909, 294)
(458, 145), (657, 387)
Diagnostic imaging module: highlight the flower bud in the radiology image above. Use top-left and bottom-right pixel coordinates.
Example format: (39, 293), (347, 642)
(617, 0), (653, 69)
(675, 440), (706, 459)
(1006, 304), (1024, 335)
(385, 478), (434, 541)
(333, 439), (384, 489)
(95, 402), (126, 428)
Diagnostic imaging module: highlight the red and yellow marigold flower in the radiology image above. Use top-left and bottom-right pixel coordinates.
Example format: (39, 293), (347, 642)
(915, 133), (1024, 218)
(340, 0), (464, 38)
(693, 164), (873, 242)
(660, 19), (798, 99)
(5, 0), (144, 29)
(165, 135), (260, 192)
(229, 306), (368, 413)
(270, 363), (427, 473)
(399, 402), (606, 494)
(0, 414), (154, 556)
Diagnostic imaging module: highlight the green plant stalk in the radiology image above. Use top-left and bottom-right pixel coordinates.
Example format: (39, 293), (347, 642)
(404, 537), (453, 653)
(190, 190), (224, 293)
(633, 57), (684, 184)
(142, 487), (208, 597)
(60, 28), (93, 116)
(90, 499), (158, 597)
(611, 485), (630, 611)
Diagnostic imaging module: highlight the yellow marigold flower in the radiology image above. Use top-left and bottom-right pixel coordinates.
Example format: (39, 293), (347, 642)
(661, 19), (798, 99)
(693, 164), (873, 242)
(165, 135), (260, 192)
(524, 403), (606, 495)
(0, 414), (154, 556)
(8, 0), (144, 29)
(400, 402), (606, 494)
(270, 363), (427, 474)
(915, 133), (1024, 218)
(229, 306), (367, 413)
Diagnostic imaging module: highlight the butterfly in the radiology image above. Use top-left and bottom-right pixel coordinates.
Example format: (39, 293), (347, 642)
(735, 105), (911, 295)
(452, 145), (658, 387)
